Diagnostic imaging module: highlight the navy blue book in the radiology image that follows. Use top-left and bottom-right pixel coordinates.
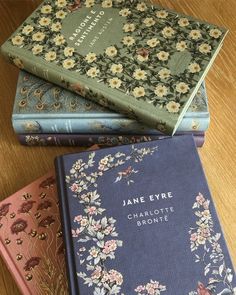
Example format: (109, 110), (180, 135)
(55, 136), (235, 295)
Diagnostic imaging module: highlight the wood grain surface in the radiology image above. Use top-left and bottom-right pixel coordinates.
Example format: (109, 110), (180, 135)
(0, 1), (235, 294)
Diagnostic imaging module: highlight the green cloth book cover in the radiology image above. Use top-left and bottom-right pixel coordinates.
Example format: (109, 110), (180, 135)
(1, 0), (227, 134)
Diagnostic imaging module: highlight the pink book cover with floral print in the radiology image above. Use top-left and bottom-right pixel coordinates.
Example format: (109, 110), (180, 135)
(0, 171), (68, 295)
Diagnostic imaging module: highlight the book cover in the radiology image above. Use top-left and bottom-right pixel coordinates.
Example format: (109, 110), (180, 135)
(17, 133), (205, 148)
(55, 136), (235, 295)
(12, 71), (210, 134)
(0, 171), (68, 295)
(0, 146), (99, 295)
(1, 0), (226, 135)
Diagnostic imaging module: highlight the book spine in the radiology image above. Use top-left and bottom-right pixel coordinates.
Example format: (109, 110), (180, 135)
(1, 45), (176, 135)
(0, 239), (31, 295)
(193, 135), (205, 148)
(55, 157), (79, 295)
(18, 133), (205, 148)
(12, 116), (210, 134)
(177, 116), (210, 132)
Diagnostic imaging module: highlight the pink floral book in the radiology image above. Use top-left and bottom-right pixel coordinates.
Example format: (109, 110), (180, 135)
(0, 171), (68, 295)
(0, 146), (99, 295)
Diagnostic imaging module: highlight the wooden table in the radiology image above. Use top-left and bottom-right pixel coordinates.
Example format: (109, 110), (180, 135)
(0, 0), (235, 294)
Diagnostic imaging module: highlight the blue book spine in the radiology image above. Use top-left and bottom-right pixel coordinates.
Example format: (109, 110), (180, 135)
(12, 72), (210, 134)
(18, 133), (205, 148)
(12, 115), (210, 134)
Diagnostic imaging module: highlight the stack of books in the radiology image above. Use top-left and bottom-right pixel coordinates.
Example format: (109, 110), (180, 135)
(1, 2), (235, 294)
(0, 137), (235, 294)
(1, 0), (227, 147)
(12, 71), (208, 147)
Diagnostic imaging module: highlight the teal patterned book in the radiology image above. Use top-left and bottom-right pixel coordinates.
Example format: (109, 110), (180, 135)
(55, 136), (236, 295)
(13, 71), (209, 134)
(1, 0), (227, 135)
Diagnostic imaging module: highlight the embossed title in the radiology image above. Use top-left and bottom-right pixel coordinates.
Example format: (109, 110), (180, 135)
(123, 192), (175, 227)
(68, 10), (113, 48)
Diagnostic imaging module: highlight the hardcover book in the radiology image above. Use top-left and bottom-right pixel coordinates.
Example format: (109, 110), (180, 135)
(18, 132), (205, 147)
(55, 136), (235, 295)
(13, 71), (210, 134)
(1, 0), (226, 135)
(0, 146), (99, 295)
(0, 171), (68, 295)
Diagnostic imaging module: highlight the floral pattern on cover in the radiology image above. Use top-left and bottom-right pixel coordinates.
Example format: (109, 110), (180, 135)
(22, 134), (155, 146)
(9, 0), (224, 122)
(114, 166), (138, 185)
(66, 145), (158, 294)
(15, 72), (208, 116)
(0, 173), (68, 295)
(135, 280), (166, 294)
(15, 72), (106, 115)
(188, 193), (235, 295)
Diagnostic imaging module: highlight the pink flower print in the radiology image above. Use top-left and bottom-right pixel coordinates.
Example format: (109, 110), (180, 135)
(146, 283), (156, 295)
(70, 82), (86, 97)
(93, 223), (102, 231)
(197, 282), (212, 295)
(196, 193), (205, 205)
(80, 218), (88, 227)
(38, 216), (55, 228)
(136, 48), (149, 59)
(91, 266), (102, 280)
(190, 232), (198, 242)
(135, 281), (166, 294)
(37, 200), (52, 210)
(100, 157), (109, 165)
(18, 200), (35, 214)
(101, 271), (110, 283)
(11, 219), (28, 234)
(74, 215), (83, 223)
(39, 176), (55, 189)
(98, 157), (109, 171)
(0, 203), (11, 219)
(108, 269), (123, 285)
(24, 257), (41, 271)
(70, 183), (79, 192)
(200, 227), (211, 238)
(109, 270), (117, 283)
(87, 206), (97, 215)
(98, 164), (105, 171)
(119, 166), (133, 177)
(116, 275), (123, 285)
(135, 285), (145, 292)
(89, 247), (99, 258)
(197, 235), (206, 245)
(148, 288), (155, 295)
(104, 225), (113, 235)
(103, 240), (117, 254)
(72, 228), (81, 238)
(151, 281), (160, 288)
(73, 160), (83, 171)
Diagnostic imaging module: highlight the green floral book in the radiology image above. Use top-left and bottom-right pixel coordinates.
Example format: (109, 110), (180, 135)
(1, 0), (227, 135)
